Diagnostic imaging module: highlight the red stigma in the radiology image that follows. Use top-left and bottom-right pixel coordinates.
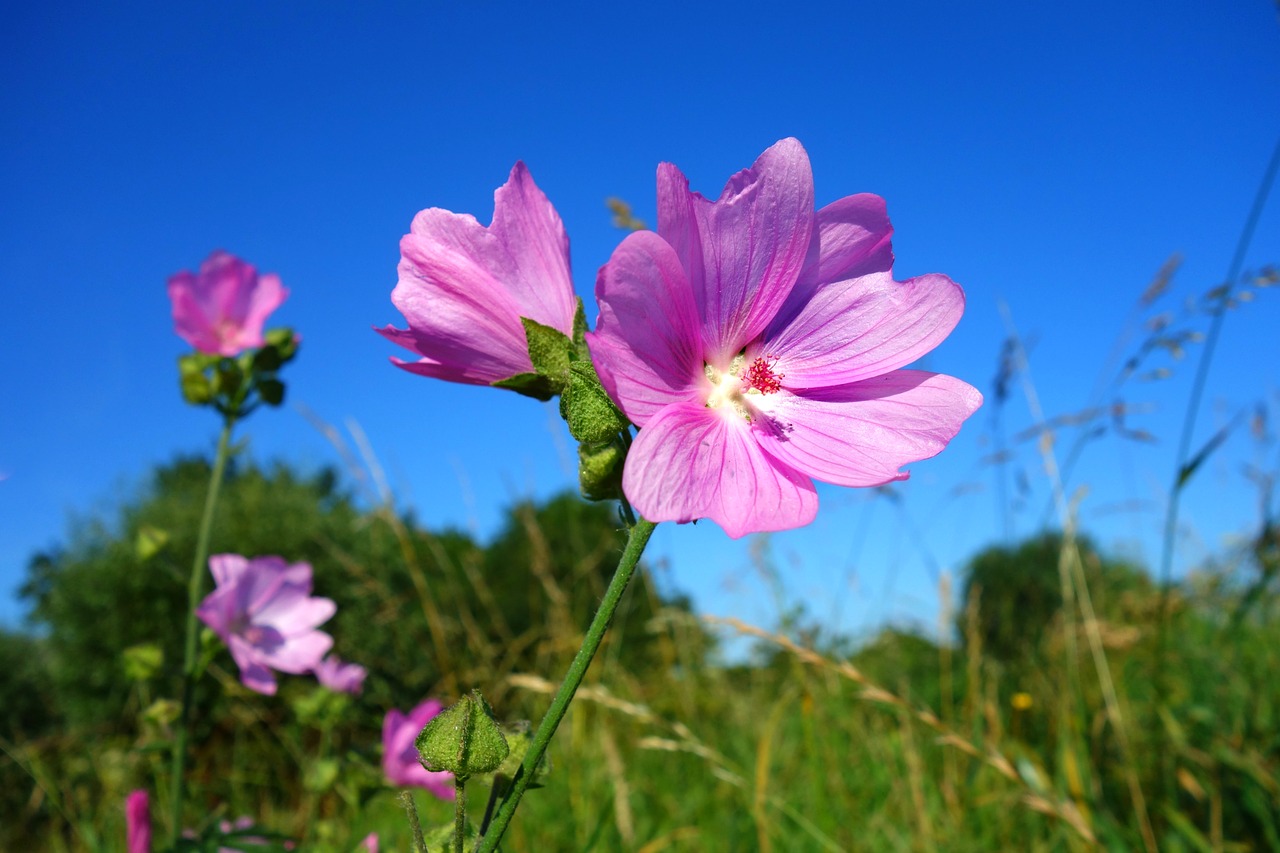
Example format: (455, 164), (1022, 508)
(740, 355), (783, 395)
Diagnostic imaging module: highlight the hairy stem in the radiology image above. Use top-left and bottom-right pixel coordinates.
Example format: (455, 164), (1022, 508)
(474, 517), (656, 852)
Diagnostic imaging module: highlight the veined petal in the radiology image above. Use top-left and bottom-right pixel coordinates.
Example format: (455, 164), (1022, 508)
(623, 402), (817, 539)
(490, 162), (577, 333)
(588, 231), (705, 425)
(657, 138), (814, 361)
(236, 271), (288, 349)
(386, 215), (533, 383)
(772, 193), (894, 331)
(766, 272), (965, 389)
(754, 371), (982, 487)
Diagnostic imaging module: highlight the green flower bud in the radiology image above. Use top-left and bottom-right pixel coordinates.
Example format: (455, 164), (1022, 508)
(579, 438), (625, 502)
(415, 690), (510, 780)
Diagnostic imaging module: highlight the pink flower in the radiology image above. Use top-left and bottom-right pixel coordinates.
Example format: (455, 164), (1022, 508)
(588, 138), (982, 538)
(377, 163), (577, 387)
(313, 654), (367, 694)
(382, 699), (454, 800)
(168, 251), (288, 356)
(360, 833), (379, 853)
(196, 555), (336, 695)
(126, 790), (150, 853)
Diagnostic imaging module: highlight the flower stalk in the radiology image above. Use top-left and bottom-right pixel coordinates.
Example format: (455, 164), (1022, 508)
(474, 516), (656, 852)
(168, 414), (235, 846)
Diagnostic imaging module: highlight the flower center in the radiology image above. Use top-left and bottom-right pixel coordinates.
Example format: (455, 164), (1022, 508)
(704, 353), (784, 421)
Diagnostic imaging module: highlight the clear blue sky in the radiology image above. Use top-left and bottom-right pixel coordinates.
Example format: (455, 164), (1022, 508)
(2, 1), (1278, 638)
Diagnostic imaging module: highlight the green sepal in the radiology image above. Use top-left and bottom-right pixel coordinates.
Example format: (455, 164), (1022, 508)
(257, 378), (285, 407)
(252, 344), (283, 372)
(491, 371), (558, 401)
(560, 361), (628, 443)
(571, 298), (590, 361)
(264, 327), (299, 361)
(494, 720), (550, 789)
(578, 438), (625, 502)
(522, 317), (572, 382)
(415, 690), (510, 780)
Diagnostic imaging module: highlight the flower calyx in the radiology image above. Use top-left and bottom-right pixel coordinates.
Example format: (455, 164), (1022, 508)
(414, 690), (510, 781)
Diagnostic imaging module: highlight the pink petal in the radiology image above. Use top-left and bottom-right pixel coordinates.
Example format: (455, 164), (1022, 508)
(381, 163), (575, 386)
(207, 554), (249, 589)
(126, 790), (151, 853)
(587, 230), (705, 425)
(764, 272), (966, 390)
(657, 138), (814, 362)
(754, 370), (983, 487)
(227, 635), (278, 695)
(623, 402), (817, 538)
(233, 271), (288, 350)
(256, 593), (336, 633)
(263, 629), (333, 674)
(167, 274), (220, 353)
(772, 193), (895, 330)
(490, 162), (577, 332)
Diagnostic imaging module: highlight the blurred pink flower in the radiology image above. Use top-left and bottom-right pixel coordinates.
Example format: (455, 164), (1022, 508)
(168, 250), (288, 356)
(314, 654), (367, 694)
(196, 555), (335, 695)
(382, 699), (454, 800)
(125, 790), (150, 853)
(360, 833), (379, 853)
(377, 162), (577, 387)
(588, 138), (982, 538)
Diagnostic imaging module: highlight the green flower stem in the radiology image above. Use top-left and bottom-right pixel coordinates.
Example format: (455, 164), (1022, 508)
(169, 416), (236, 846)
(454, 777), (467, 853)
(475, 517), (656, 853)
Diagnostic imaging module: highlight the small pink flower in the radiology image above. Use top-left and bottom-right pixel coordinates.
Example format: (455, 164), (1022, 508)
(589, 138), (982, 538)
(382, 699), (454, 800)
(126, 790), (151, 853)
(377, 162), (577, 387)
(360, 833), (379, 853)
(314, 654), (367, 694)
(196, 555), (335, 695)
(168, 250), (288, 356)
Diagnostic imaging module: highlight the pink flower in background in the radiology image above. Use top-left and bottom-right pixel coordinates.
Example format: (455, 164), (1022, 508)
(314, 654), (367, 694)
(196, 555), (335, 695)
(377, 162), (577, 387)
(588, 138), (982, 538)
(360, 833), (379, 853)
(382, 699), (454, 800)
(168, 250), (288, 356)
(125, 790), (151, 853)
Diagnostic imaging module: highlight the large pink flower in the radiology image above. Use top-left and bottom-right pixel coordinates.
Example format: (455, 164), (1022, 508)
(168, 251), (288, 356)
(382, 699), (454, 800)
(377, 162), (577, 387)
(196, 555), (336, 695)
(588, 138), (982, 538)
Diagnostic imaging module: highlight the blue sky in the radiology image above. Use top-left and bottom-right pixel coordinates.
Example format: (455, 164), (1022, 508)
(2, 1), (1278, 638)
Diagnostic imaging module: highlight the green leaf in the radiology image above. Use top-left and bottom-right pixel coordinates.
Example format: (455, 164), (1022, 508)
(264, 327), (299, 360)
(492, 371), (557, 401)
(135, 525), (169, 561)
(560, 361), (628, 443)
(122, 643), (164, 681)
(1177, 413), (1243, 488)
